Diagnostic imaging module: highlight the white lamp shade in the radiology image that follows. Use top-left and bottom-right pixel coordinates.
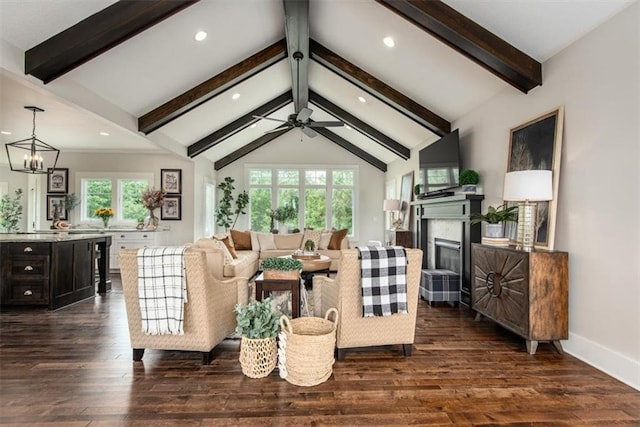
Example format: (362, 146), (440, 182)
(503, 170), (553, 202)
(383, 199), (401, 211)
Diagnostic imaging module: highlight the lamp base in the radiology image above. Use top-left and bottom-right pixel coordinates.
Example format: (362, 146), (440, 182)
(516, 202), (537, 250)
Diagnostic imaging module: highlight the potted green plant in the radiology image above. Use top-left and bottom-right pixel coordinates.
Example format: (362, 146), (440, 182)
(304, 239), (315, 252)
(470, 204), (518, 238)
(234, 298), (281, 378)
(0, 189), (23, 232)
(261, 257), (303, 279)
(268, 205), (297, 233)
(459, 169), (480, 193)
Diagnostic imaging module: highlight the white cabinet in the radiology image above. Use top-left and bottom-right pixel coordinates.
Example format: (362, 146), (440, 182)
(110, 231), (168, 270)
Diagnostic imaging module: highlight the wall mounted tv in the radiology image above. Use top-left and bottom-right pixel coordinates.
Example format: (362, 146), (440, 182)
(418, 129), (461, 198)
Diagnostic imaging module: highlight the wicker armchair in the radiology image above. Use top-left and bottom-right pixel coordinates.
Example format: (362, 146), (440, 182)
(313, 248), (423, 360)
(119, 247), (249, 365)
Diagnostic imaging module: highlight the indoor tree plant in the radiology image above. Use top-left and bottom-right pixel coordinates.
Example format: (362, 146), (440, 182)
(0, 188), (23, 232)
(470, 204), (517, 238)
(215, 176), (249, 232)
(234, 298), (281, 378)
(459, 169), (480, 193)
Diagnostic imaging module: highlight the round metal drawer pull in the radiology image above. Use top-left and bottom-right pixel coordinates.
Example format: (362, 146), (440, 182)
(24, 290), (33, 296)
(24, 265), (34, 271)
(485, 272), (503, 298)
(23, 247), (33, 252)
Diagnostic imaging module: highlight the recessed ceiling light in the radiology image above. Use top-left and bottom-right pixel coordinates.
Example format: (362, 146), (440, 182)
(194, 31), (207, 41)
(358, 96), (367, 103)
(99, 132), (110, 136)
(1, 130), (11, 135)
(250, 123), (257, 129)
(383, 37), (395, 48)
(232, 93), (241, 100)
(345, 125), (352, 131)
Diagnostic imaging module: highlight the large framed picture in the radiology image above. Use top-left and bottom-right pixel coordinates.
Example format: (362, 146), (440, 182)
(46, 195), (67, 220)
(505, 106), (564, 250)
(161, 195), (181, 220)
(399, 172), (414, 230)
(161, 169), (182, 194)
(47, 168), (68, 194)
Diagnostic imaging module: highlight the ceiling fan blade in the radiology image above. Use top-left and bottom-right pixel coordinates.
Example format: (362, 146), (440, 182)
(264, 125), (291, 134)
(296, 107), (313, 123)
(308, 121), (344, 128)
(253, 115), (288, 123)
(301, 126), (317, 138)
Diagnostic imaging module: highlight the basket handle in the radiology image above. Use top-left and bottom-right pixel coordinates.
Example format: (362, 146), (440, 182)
(279, 314), (293, 334)
(324, 307), (339, 328)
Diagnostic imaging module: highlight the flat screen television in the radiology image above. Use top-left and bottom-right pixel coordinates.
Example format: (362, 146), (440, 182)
(418, 129), (461, 198)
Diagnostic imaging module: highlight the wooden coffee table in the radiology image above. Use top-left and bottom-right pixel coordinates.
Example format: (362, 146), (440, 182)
(254, 272), (301, 318)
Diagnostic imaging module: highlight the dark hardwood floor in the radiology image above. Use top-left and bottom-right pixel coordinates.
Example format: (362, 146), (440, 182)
(1, 275), (638, 426)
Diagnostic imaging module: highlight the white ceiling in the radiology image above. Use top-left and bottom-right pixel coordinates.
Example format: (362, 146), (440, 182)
(0, 0), (635, 169)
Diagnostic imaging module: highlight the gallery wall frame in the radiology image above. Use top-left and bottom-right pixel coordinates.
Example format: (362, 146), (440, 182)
(399, 172), (414, 230)
(47, 168), (68, 194)
(161, 195), (181, 220)
(161, 169), (182, 194)
(505, 106), (564, 250)
(46, 195), (67, 220)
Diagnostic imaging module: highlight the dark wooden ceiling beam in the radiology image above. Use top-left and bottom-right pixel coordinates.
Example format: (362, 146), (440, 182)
(187, 92), (292, 158)
(214, 125), (291, 170)
(312, 124), (387, 172)
(139, 39), (288, 134)
(309, 90), (410, 160)
(375, 0), (542, 93)
(283, 0), (310, 113)
(310, 39), (450, 136)
(25, 0), (199, 84)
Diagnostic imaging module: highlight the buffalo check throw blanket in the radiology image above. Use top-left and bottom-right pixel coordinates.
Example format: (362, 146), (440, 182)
(137, 246), (188, 335)
(357, 246), (408, 317)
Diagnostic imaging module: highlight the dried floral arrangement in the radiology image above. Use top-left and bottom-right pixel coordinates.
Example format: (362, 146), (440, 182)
(141, 187), (165, 210)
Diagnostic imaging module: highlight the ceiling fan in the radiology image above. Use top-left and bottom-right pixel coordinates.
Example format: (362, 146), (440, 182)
(254, 50), (344, 138)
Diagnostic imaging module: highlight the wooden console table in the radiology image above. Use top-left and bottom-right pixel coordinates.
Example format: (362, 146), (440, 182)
(254, 272), (301, 318)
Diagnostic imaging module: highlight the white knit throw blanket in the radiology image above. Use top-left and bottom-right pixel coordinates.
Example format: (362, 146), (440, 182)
(137, 246), (188, 335)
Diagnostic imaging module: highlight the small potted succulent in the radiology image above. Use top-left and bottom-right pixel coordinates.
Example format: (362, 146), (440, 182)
(261, 257), (303, 279)
(303, 239), (315, 252)
(470, 204), (518, 238)
(235, 298), (281, 378)
(459, 169), (480, 193)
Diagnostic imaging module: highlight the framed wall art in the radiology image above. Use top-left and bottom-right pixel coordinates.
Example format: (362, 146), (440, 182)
(47, 168), (68, 194)
(46, 195), (67, 220)
(505, 106), (564, 250)
(399, 171), (414, 230)
(161, 169), (182, 194)
(161, 195), (181, 220)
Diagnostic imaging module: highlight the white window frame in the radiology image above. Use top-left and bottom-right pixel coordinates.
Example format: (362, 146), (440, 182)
(76, 172), (154, 226)
(245, 164), (358, 237)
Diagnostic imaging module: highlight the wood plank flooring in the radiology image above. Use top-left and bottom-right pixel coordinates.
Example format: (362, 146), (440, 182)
(1, 276), (639, 426)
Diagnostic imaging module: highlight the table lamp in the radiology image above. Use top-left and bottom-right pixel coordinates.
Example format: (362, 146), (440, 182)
(503, 170), (553, 251)
(383, 199), (402, 229)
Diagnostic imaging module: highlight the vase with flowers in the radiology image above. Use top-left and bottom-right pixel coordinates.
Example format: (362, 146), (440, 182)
(95, 207), (114, 229)
(140, 187), (165, 230)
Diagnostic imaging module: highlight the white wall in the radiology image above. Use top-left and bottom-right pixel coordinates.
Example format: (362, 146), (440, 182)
(452, 4), (639, 389)
(50, 152), (198, 245)
(216, 130), (386, 246)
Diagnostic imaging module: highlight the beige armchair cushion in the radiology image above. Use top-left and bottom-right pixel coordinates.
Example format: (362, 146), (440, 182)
(314, 248), (423, 359)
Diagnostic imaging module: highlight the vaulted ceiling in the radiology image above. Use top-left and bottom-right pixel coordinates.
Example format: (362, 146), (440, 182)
(0, 0), (632, 172)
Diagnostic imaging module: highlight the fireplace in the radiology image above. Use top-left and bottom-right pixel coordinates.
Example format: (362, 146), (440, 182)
(435, 238), (461, 273)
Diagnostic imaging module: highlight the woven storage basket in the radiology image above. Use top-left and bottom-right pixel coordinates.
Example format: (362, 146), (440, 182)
(278, 308), (338, 386)
(239, 336), (277, 378)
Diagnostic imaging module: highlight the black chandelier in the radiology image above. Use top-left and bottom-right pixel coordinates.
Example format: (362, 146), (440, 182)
(5, 106), (59, 174)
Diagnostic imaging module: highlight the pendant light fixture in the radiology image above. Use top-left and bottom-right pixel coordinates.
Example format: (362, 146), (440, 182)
(5, 106), (59, 174)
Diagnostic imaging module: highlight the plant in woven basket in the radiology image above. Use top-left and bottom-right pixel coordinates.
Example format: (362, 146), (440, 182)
(235, 299), (281, 378)
(261, 257), (303, 272)
(234, 298), (281, 339)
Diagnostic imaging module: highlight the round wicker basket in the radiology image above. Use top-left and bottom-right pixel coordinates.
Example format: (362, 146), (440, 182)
(278, 308), (338, 386)
(239, 336), (277, 378)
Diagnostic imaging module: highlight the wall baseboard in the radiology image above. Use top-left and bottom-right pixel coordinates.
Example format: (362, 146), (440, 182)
(565, 332), (639, 391)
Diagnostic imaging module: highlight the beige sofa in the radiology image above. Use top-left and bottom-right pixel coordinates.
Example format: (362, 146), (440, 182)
(192, 231), (349, 281)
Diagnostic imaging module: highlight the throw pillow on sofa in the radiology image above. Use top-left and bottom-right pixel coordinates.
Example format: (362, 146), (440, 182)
(328, 228), (348, 250)
(318, 231), (332, 250)
(230, 229), (252, 250)
(256, 232), (277, 250)
(214, 235), (237, 259)
(214, 239), (235, 263)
